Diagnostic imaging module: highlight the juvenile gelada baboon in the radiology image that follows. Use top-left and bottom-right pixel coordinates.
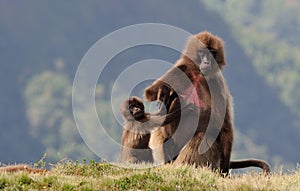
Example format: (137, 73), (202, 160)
(145, 31), (270, 174)
(119, 96), (196, 163)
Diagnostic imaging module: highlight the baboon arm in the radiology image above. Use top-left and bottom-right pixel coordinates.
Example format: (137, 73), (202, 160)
(149, 104), (197, 126)
(145, 63), (196, 102)
(230, 159), (271, 174)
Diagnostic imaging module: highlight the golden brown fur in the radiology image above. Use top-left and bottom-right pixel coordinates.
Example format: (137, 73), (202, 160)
(119, 127), (153, 163)
(145, 31), (270, 174)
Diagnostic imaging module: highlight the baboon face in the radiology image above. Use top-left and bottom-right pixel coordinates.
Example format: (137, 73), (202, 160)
(128, 97), (145, 120)
(121, 96), (144, 121)
(197, 48), (217, 76)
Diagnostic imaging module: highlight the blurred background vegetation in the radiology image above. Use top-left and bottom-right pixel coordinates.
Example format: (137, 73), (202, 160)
(0, 0), (299, 170)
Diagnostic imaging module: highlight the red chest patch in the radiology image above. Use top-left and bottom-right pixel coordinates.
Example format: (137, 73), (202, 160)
(180, 73), (205, 107)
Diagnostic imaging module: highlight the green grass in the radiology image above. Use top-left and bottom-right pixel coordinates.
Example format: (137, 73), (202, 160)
(0, 161), (299, 191)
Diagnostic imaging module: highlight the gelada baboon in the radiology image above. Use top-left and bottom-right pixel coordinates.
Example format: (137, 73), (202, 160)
(119, 96), (195, 163)
(145, 31), (270, 174)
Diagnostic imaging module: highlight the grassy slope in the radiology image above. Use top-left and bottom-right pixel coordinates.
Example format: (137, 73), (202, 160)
(0, 162), (299, 191)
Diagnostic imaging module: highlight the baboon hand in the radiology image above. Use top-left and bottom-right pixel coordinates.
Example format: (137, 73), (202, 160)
(156, 85), (171, 114)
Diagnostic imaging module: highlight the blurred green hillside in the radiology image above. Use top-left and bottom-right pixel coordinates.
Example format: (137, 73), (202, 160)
(203, 0), (300, 119)
(0, 0), (299, 170)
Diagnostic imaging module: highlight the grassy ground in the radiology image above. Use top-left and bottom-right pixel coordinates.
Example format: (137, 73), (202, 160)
(0, 161), (299, 191)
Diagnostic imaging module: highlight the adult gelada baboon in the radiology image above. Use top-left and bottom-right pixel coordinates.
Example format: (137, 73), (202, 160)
(119, 96), (196, 163)
(145, 31), (270, 174)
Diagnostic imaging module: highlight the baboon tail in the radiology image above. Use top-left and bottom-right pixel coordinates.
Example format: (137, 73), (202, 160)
(230, 159), (270, 174)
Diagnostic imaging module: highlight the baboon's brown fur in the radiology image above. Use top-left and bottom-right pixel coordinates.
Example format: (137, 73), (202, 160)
(145, 31), (270, 174)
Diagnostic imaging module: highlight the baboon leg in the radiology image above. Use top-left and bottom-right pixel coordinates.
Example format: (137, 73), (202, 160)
(149, 129), (167, 164)
(219, 126), (233, 174)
